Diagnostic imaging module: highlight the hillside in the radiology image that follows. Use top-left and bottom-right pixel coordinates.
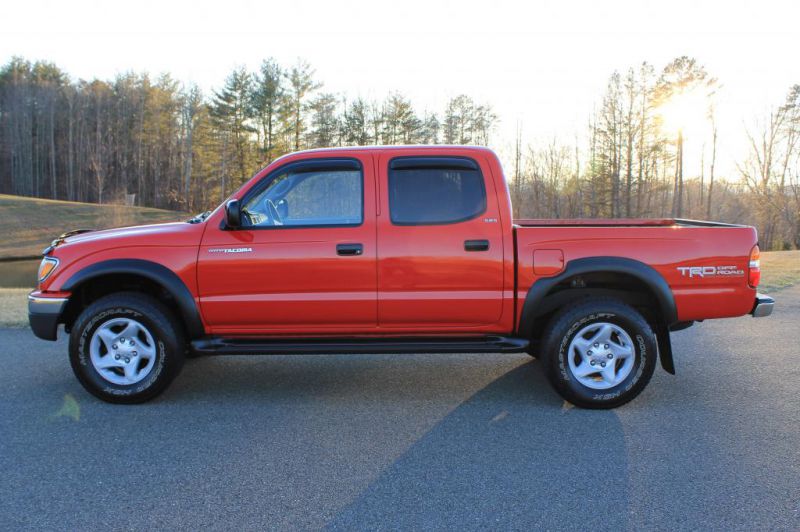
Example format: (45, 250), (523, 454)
(0, 194), (186, 258)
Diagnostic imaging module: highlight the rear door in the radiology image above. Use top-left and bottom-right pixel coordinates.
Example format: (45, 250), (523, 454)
(376, 153), (505, 329)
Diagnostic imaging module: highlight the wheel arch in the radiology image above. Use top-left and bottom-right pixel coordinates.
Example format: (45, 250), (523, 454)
(518, 257), (678, 373)
(60, 259), (205, 339)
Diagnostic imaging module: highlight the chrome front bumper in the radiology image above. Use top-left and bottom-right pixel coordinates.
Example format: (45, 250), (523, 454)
(751, 294), (775, 318)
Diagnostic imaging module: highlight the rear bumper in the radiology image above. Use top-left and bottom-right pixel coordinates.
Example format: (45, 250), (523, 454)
(751, 293), (775, 318)
(28, 293), (68, 340)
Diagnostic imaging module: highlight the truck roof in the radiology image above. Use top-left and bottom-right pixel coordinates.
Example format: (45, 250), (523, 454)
(277, 144), (498, 158)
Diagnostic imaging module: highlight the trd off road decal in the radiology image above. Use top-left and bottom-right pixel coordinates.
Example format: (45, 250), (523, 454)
(677, 265), (744, 278)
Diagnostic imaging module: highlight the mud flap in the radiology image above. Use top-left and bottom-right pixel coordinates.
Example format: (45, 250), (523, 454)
(656, 325), (675, 374)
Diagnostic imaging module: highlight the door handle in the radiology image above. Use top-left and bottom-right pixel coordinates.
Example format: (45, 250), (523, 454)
(336, 243), (363, 256)
(464, 239), (490, 252)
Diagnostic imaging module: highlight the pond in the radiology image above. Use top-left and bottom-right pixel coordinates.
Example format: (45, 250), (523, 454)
(0, 259), (39, 288)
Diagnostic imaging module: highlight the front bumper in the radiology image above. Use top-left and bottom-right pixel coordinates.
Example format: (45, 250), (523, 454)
(751, 293), (775, 318)
(28, 293), (68, 340)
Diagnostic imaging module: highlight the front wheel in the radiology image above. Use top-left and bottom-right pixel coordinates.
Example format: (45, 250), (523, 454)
(540, 298), (657, 409)
(69, 292), (185, 404)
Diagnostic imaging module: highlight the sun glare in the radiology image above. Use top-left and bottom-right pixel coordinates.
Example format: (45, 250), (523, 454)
(658, 88), (710, 138)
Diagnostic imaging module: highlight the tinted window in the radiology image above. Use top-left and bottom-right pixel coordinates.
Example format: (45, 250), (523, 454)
(243, 168), (362, 227)
(389, 162), (487, 225)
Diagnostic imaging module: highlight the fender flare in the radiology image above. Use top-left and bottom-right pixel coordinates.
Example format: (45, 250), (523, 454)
(62, 258), (205, 339)
(518, 257), (678, 374)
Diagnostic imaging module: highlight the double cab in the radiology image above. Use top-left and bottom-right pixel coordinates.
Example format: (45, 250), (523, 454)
(29, 146), (774, 408)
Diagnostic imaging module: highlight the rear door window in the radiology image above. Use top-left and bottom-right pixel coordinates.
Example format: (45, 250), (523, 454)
(388, 157), (487, 225)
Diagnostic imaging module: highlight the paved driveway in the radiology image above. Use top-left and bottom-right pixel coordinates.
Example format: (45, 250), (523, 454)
(1, 287), (798, 530)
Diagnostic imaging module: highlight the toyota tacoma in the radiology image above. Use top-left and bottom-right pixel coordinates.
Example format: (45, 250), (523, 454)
(28, 146), (774, 408)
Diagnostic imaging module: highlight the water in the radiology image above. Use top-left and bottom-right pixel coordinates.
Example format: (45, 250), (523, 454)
(0, 259), (39, 288)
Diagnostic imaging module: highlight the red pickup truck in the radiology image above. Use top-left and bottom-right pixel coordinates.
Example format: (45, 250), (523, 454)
(29, 146), (774, 408)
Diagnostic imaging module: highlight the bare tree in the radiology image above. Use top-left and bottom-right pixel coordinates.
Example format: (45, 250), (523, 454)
(654, 56), (715, 217)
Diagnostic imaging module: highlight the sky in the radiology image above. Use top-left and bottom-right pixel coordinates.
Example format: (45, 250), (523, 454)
(2, 0), (799, 178)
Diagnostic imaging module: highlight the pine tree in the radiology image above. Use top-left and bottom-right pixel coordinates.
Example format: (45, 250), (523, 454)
(282, 60), (319, 151)
(420, 112), (440, 144)
(308, 92), (339, 148)
(210, 67), (255, 191)
(382, 93), (420, 144)
(251, 59), (283, 163)
(342, 97), (371, 145)
(472, 104), (497, 145)
(443, 95), (474, 144)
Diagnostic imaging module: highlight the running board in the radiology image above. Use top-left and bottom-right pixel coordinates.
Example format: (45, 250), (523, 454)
(190, 335), (529, 356)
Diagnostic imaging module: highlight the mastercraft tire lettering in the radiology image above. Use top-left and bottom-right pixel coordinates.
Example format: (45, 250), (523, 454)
(540, 298), (657, 409)
(69, 293), (185, 404)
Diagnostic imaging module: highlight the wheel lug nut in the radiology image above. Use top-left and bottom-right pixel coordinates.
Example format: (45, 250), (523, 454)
(132, 351), (137, 356)
(587, 350), (593, 356)
(112, 344), (117, 349)
(124, 357), (130, 363)
(600, 362), (606, 368)
(114, 354), (120, 360)
(604, 344), (609, 349)
(607, 353), (613, 359)
(590, 360), (596, 366)
(593, 343), (599, 348)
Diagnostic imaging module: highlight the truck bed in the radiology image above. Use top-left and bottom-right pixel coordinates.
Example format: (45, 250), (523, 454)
(513, 220), (758, 323)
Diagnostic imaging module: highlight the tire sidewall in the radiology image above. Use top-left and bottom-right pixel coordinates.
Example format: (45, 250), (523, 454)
(549, 304), (656, 407)
(69, 299), (181, 402)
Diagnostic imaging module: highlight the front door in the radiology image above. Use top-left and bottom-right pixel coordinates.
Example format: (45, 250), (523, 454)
(376, 152), (505, 329)
(197, 155), (377, 334)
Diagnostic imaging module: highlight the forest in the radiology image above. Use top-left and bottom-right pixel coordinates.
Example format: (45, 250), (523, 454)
(0, 55), (798, 250)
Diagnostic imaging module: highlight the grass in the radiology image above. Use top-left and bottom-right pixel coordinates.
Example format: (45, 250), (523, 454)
(0, 194), (185, 259)
(0, 288), (31, 327)
(759, 250), (800, 293)
(0, 194), (186, 325)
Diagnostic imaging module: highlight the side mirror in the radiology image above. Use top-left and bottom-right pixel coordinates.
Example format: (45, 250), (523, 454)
(225, 199), (242, 228)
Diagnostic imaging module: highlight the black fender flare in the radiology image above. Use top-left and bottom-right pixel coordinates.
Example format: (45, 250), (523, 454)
(62, 258), (205, 339)
(518, 256), (677, 374)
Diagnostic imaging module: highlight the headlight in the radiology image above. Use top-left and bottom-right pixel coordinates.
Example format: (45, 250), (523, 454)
(38, 257), (59, 283)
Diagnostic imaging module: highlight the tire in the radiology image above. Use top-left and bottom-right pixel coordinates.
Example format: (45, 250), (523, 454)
(69, 292), (185, 404)
(539, 297), (657, 409)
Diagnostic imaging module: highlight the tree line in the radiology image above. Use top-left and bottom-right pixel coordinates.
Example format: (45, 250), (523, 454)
(0, 55), (798, 249)
(509, 57), (800, 250)
(0, 57), (497, 212)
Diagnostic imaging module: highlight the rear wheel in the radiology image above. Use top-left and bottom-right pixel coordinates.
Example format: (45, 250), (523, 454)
(69, 292), (185, 403)
(539, 298), (657, 409)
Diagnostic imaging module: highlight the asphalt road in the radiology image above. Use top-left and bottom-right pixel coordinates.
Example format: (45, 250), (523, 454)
(1, 288), (799, 531)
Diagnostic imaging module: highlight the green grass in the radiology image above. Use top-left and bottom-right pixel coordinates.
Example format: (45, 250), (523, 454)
(0, 194), (185, 259)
